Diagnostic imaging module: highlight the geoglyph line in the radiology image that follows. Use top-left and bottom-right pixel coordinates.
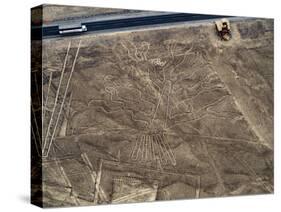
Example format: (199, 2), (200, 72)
(43, 40), (81, 157)
(42, 41), (71, 156)
(43, 71), (53, 121)
(47, 40), (82, 157)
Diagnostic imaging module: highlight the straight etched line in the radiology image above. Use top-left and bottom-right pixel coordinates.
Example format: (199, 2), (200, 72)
(31, 123), (40, 157)
(196, 176), (201, 198)
(46, 40), (81, 157)
(31, 102), (42, 154)
(43, 42), (71, 155)
(130, 135), (140, 160)
(43, 71), (53, 120)
(164, 81), (172, 129)
(159, 133), (176, 166)
(55, 160), (80, 206)
(94, 159), (103, 204)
